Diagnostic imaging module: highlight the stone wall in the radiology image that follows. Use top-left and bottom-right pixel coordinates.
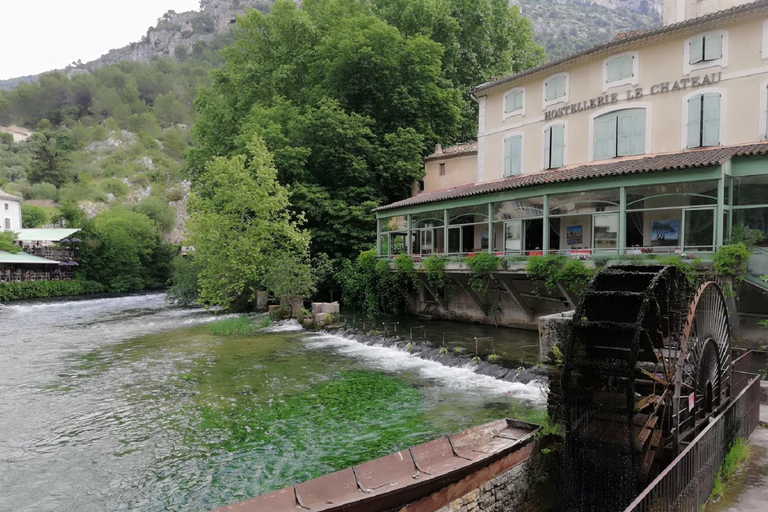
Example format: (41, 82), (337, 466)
(432, 460), (538, 512)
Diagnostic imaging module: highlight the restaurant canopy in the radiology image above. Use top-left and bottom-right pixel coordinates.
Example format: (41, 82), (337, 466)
(0, 251), (59, 265)
(13, 228), (81, 243)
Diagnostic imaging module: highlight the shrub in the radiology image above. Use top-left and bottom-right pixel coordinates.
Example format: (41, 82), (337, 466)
(166, 187), (184, 202)
(464, 252), (500, 294)
(209, 315), (260, 335)
(527, 255), (595, 294)
(29, 182), (58, 201)
(714, 243), (750, 286)
(422, 254), (446, 290)
(21, 204), (48, 228)
(101, 178), (129, 197)
(0, 280), (105, 302)
(393, 252), (418, 288)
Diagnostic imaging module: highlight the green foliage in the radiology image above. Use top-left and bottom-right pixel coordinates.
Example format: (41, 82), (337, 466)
(707, 438), (750, 506)
(209, 315), (264, 336)
(422, 254), (446, 290)
(167, 256), (200, 306)
(551, 345), (564, 367)
(132, 196), (176, 233)
(729, 225), (765, 249)
(187, 135), (311, 311)
(464, 252), (500, 294)
(714, 243), (751, 287)
(0, 132), (12, 145)
(20, 204), (48, 228)
(100, 177), (129, 197)
(0, 231), (20, 253)
(487, 353), (500, 362)
(0, 280), (105, 301)
(338, 250), (408, 315)
(527, 255), (594, 294)
(29, 182), (58, 200)
(393, 253), (417, 285)
(27, 132), (71, 187)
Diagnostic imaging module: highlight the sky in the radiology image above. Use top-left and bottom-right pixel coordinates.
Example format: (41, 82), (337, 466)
(0, 0), (201, 80)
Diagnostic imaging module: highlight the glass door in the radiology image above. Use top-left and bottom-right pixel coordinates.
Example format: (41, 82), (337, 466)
(448, 227), (462, 254)
(683, 208), (715, 251)
(504, 220), (522, 254)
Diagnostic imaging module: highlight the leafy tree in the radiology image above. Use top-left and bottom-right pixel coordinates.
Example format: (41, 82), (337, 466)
(133, 196), (176, 234)
(167, 255), (200, 306)
(27, 132), (72, 187)
(21, 204), (48, 228)
(0, 132), (12, 146)
(187, 135), (311, 311)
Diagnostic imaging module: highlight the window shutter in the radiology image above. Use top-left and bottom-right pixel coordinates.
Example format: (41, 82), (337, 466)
(606, 59), (621, 83)
(509, 136), (522, 176)
(616, 109), (646, 156)
(765, 86), (768, 138)
(594, 115), (616, 160)
(546, 76), (565, 101)
(689, 35), (704, 64)
(631, 110), (646, 155)
(622, 55), (634, 78)
(687, 95), (703, 148)
(543, 127), (552, 168)
(550, 125), (565, 169)
(504, 92), (512, 113)
(702, 93), (721, 146)
(704, 34), (723, 61)
(514, 91), (523, 111)
(503, 137), (513, 176)
(617, 112), (633, 156)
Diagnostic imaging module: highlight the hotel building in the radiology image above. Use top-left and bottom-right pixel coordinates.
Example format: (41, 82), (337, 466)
(374, 0), (768, 326)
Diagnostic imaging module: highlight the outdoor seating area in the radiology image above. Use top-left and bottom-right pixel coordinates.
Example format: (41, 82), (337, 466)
(1, 267), (75, 283)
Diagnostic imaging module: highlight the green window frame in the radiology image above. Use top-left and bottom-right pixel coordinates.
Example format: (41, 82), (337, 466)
(606, 55), (634, 83)
(504, 90), (524, 114)
(544, 124), (565, 170)
(687, 93), (721, 148)
(689, 33), (723, 65)
(545, 75), (567, 102)
(503, 135), (522, 177)
(594, 109), (646, 160)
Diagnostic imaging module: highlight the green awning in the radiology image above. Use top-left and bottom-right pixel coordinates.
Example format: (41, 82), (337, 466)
(13, 228), (81, 242)
(0, 251), (59, 265)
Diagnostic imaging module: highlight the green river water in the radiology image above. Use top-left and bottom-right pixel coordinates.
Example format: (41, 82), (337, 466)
(0, 294), (545, 511)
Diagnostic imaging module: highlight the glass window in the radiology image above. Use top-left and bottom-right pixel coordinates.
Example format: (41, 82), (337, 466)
(733, 207), (768, 246)
(545, 76), (567, 102)
(544, 124), (565, 169)
(689, 33), (723, 65)
(626, 181), (719, 210)
(504, 89), (524, 114)
(594, 109), (646, 160)
(382, 215), (407, 232)
(495, 198), (544, 220)
(733, 175), (768, 206)
(412, 210), (444, 228)
(593, 213), (619, 250)
(550, 189), (620, 215)
(504, 135), (522, 177)
(684, 208), (715, 249)
(687, 93), (721, 148)
(606, 55), (634, 83)
(449, 205), (488, 225)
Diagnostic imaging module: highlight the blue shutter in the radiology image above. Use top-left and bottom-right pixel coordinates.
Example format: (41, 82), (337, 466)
(594, 115), (616, 160)
(543, 127), (551, 168)
(550, 125), (565, 168)
(503, 137), (513, 176)
(505, 91), (524, 113)
(687, 95), (703, 148)
(617, 109), (646, 156)
(621, 55), (634, 78)
(631, 110), (646, 155)
(690, 35), (704, 64)
(606, 59), (622, 83)
(509, 136), (522, 176)
(702, 93), (721, 146)
(704, 34), (723, 61)
(514, 91), (524, 111)
(546, 76), (565, 101)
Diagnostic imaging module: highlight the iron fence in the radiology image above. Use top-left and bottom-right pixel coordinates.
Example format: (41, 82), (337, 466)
(623, 372), (761, 512)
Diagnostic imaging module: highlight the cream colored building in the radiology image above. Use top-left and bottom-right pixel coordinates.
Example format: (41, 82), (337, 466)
(0, 189), (22, 231)
(379, 0), (768, 275)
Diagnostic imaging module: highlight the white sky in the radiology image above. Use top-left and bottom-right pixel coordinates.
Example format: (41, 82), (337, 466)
(0, 0), (201, 80)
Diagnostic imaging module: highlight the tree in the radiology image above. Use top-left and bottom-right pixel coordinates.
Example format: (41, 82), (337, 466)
(187, 135), (311, 311)
(0, 231), (20, 253)
(21, 204), (48, 228)
(27, 132), (71, 187)
(0, 132), (12, 146)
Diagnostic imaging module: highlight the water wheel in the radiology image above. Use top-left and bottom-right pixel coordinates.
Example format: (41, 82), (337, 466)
(559, 265), (732, 512)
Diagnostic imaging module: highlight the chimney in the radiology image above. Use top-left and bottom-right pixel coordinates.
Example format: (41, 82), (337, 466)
(434, 143), (443, 155)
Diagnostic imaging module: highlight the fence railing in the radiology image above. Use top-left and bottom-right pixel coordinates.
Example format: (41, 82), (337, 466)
(623, 372), (761, 512)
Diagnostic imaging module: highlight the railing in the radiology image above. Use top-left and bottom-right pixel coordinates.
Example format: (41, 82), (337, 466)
(623, 372), (761, 512)
(1, 271), (75, 283)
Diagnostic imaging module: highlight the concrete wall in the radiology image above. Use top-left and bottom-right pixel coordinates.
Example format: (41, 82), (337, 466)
(478, 13), (768, 182)
(421, 154), (478, 193)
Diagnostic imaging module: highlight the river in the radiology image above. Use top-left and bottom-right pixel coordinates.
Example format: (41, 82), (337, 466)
(0, 294), (545, 512)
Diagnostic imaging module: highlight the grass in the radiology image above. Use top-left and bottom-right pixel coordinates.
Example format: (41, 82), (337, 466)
(209, 315), (270, 336)
(706, 438), (750, 508)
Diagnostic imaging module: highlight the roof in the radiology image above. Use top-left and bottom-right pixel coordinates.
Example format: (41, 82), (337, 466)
(473, 0), (768, 94)
(13, 228), (81, 242)
(376, 142), (768, 212)
(0, 125), (32, 136)
(0, 188), (22, 201)
(425, 141), (478, 162)
(0, 251), (59, 265)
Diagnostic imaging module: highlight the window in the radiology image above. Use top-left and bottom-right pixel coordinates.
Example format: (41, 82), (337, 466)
(3, 203), (8, 211)
(687, 93), (721, 148)
(417, 179), (425, 192)
(504, 88), (525, 117)
(544, 74), (568, 104)
(439, 163), (446, 176)
(605, 54), (636, 87)
(4, 218), (9, 229)
(543, 124), (565, 170)
(689, 33), (723, 65)
(593, 109), (646, 160)
(503, 135), (522, 177)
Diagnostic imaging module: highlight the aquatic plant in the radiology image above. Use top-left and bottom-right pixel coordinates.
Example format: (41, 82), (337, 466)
(209, 316), (263, 335)
(487, 354), (500, 362)
(439, 346), (447, 355)
(454, 347), (465, 354)
(405, 342), (413, 351)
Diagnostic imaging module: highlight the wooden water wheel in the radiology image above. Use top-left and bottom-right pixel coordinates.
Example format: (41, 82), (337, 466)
(559, 265), (732, 512)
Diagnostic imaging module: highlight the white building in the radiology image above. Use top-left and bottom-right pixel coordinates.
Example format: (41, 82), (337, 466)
(0, 125), (33, 143)
(0, 189), (22, 231)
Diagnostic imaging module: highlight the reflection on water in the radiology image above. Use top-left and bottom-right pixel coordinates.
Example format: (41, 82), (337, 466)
(0, 294), (544, 511)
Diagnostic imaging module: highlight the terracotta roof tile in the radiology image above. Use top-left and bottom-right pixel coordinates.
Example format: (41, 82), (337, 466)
(376, 142), (768, 212)
(425, 141), (478, 161)
(473, 0), (768, 94)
